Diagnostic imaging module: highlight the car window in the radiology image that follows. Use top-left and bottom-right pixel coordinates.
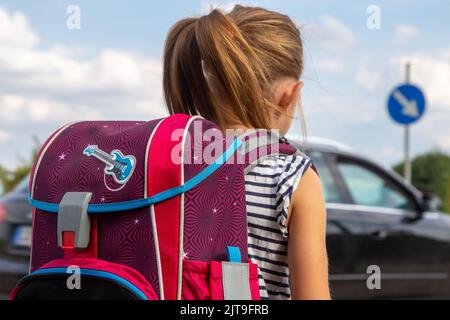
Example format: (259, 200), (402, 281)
(337, 160), (416, 210)
(308, 151), (344, 203)
(14, 176), (30, 193)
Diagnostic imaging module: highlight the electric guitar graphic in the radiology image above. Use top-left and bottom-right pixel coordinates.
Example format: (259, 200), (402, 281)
(83, 145), (136, 185)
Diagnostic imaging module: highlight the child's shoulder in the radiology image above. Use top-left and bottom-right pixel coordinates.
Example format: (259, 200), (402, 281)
(244, 150), (312, 238)
(246, 150), (312, 184)
(256, 145), (311, 170)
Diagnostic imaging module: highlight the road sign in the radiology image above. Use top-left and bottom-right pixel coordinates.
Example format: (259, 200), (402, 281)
(387, 84), (426, 125)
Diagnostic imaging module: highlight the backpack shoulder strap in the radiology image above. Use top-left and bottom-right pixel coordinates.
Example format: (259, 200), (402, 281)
(238, 130), (317, 175)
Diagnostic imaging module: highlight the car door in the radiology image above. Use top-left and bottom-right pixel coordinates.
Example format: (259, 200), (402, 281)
(334, 156), (449, 299)
(307, 150), (368, 299)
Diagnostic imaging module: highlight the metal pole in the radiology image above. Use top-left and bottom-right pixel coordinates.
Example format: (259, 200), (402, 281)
(404, 62), (412, 183)
(404, 125), (411, 183)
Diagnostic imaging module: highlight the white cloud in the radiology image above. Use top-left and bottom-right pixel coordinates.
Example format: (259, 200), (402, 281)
(438, 135), (450, 150)
(0, 130), (9, 142)
(0, 94), (102, 123)
(0, 6), (38, 48)
(355, 56), (381, 92)
(313, 57), (345, 73)
(0, 6), (169, 170)
(0, 43), (162, 93)
(394, 24), (419, 44)
(96, 50), (144, 89)
(302, 15), (354, 76)
(0, 94), (24, 121)
(0, 6), (166, 117)
(303, 15), (355, 53)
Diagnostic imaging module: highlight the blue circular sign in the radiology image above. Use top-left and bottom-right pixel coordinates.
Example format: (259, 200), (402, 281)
(387, 84), (426, 125)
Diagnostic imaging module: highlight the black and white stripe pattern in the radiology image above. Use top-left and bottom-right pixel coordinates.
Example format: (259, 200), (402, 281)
(245, 154), (311, 300)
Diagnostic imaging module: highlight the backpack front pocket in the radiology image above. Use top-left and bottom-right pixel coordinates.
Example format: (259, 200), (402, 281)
(182, 260), (260, 300)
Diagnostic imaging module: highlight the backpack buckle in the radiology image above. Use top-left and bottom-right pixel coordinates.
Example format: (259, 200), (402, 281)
(57, 192), (92, 250)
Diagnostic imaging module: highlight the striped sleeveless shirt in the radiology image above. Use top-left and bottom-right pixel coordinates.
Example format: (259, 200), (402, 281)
(245, 152), (311, 300)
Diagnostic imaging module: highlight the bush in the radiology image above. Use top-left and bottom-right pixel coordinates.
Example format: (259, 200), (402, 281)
(394, 151), (450, 213)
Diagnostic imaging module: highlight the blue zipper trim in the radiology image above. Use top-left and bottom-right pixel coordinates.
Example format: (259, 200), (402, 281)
(29, 267), (148, 300)
(29, 138), (242, 214)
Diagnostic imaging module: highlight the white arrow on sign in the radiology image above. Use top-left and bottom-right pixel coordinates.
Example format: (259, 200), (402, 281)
(393, 90), (419, 118)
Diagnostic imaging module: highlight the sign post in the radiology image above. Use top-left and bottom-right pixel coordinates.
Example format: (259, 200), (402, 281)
(387, 63), (426, 184)
(404, 63), (411, 183)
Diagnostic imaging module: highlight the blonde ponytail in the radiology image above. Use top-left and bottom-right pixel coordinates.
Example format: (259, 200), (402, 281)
(163, 6), (303, 131)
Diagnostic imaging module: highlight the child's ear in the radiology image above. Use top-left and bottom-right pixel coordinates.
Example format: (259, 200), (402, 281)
(278, 81), (303, 110)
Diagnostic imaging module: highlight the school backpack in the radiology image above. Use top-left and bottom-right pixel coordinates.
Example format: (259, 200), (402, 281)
(10, 114), (299, 300)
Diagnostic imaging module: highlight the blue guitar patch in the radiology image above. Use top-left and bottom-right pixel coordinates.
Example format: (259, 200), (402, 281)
(83, 145), (136, 185)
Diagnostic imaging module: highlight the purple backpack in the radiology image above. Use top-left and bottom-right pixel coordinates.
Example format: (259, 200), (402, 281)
(10, 114), (298, 300)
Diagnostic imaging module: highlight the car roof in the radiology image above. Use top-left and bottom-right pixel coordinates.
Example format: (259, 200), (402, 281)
(285, 135), (354, 154)
(0, 175), (30, 202)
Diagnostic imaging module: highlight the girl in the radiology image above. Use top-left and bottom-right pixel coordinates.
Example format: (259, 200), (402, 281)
(163, 5), (330, 300)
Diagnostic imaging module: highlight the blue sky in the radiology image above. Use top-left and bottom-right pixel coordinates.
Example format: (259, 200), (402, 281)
(0, 0), (449, 174)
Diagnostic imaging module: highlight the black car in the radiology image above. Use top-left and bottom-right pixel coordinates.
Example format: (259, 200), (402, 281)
(1, 140), (450, 300)
(0, 176), (31, 299)
(289, 136), (450, 299)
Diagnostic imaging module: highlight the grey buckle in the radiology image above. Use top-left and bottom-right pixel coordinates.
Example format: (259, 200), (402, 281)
(57, 192), (92, 249)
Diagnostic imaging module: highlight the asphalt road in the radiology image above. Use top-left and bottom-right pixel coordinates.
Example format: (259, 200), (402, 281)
(0, 257), (28, 300)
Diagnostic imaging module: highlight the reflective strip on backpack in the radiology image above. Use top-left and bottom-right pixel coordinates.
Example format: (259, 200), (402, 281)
(222, 262), (252, 300)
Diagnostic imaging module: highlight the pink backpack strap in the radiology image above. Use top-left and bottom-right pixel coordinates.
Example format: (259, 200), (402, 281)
(147, 114), (191, 300)
(279, 137), (319, 175)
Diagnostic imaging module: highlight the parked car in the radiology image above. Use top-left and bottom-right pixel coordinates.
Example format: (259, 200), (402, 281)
(1, 138), (450, 300)
(0, 176), (31, 299)
(288, 136), (450, 299)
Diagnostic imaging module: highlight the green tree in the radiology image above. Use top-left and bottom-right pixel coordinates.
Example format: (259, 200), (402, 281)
(0, 137), (41, 195)
(394, 151), (450, 213)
